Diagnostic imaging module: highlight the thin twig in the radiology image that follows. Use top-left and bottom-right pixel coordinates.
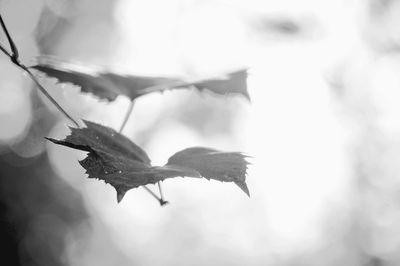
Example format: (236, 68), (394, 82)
(21, 65), (80, 128)
(0, 42), (12, 57)
(119, 101), (167, 206)
(0, 13), (80, 128)
(0, 14), (18, 61)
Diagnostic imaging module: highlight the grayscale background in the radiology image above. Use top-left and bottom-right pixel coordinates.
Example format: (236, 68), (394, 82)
(1, 0), (400, 265)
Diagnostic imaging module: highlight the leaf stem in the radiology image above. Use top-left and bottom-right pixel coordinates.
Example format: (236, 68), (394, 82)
(142, 186), (168, 206)
(118, 101), (167, 206)
(0, 13), (80, 128)
(158, 182), (168, 206)
(119, 100), (135, 132)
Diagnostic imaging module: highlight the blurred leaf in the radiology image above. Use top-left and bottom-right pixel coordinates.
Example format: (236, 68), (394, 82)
(32, 63), (249, 101)
(47, 121), (250, 202)
(32, 64), (179, 101)
(192, 69), (249, 100)
(143, 69), (250, 100)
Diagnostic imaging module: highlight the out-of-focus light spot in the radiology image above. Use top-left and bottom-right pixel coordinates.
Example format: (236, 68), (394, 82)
(44, 0), (77, 17)
(10, 121), (47, 158)
(0, 81), (27, 113)
(0, 69), (32, 142)
(0, 109), (32, 142)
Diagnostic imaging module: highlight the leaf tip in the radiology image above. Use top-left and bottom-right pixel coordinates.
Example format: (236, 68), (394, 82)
(234, 181), (250, 197)
(45, 137), (63, 145)
(243, 91), (252, 102)
(81, 119), (91, 127)
(116, 188), (128, 203)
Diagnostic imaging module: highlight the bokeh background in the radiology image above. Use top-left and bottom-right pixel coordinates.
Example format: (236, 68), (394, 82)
(1, 0), (400, 265)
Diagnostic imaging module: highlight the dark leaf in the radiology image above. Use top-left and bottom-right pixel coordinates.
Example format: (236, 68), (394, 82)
(32, 62), (249, 101)
(48, 120), (150, 164)
(167, 147), (250, 196)
(47, 121), (250, 202)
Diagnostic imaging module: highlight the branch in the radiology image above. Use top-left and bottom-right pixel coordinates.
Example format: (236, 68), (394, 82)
(0, 41), (12, 58)
(21, 64), (80, 128)
(0, 14), (19, 62)
(0, 13), (80, 128)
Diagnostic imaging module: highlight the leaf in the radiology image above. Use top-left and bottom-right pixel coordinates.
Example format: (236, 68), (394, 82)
(47, 121), (250, 202)
(166, 147), (250, 196)
(188, 69), (249, 99)
(142, 69), (250, 100)
(32, 64), (180, 101)
(31, 62), (249, 101)
(48, 120), (150, 164)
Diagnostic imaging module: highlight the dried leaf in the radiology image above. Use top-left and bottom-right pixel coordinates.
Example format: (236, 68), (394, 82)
(47, 121), (250, 202)
(32, 63), (249, 101)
